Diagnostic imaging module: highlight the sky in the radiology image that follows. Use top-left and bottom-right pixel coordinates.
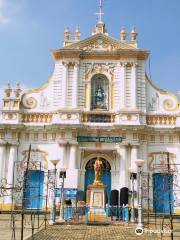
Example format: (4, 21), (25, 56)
(0, 0), (180, 94)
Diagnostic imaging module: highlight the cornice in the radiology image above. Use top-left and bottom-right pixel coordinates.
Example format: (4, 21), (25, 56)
(52, 48), (149, 61)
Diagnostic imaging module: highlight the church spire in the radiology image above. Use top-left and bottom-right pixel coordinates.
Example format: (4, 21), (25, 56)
(92, 0), (108, 35)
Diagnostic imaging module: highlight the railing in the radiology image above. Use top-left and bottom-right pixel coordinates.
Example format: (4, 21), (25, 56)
(22, 113), (53, 123)
(146, 115), (176, 125)
(82, 113), (115, 123)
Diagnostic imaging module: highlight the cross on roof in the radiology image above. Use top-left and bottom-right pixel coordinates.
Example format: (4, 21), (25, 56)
(96, 0), (104, 23)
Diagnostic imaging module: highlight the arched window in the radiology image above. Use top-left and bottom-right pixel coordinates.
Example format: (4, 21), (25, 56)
(91, 74), (109, 110)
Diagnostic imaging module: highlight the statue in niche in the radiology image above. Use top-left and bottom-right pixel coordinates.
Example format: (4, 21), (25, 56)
(95, 85), (105, 107)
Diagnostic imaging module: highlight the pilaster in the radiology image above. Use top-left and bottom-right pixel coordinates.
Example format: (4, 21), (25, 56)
(131, 63), (138, 109)
(72, 63), (79, 109)
(119, 63), (127, 109)
(0, 144), (5, 183)
(85, 81), (91, 111)
(61, 62), (68, 108)
(117, 145), (128, 188)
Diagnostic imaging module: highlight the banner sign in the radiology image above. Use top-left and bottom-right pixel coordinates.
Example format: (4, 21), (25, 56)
(56, 188), (77, 198)
(77, 136), (124, 143)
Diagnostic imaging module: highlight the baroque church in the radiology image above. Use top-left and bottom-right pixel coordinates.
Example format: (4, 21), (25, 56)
(0, 6), (180, 213)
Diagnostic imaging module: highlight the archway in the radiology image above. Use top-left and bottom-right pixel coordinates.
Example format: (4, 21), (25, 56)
(84, 157), (111, 201)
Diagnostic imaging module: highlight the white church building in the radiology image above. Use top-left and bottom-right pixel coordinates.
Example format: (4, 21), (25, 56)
(0, 13), (180, 213)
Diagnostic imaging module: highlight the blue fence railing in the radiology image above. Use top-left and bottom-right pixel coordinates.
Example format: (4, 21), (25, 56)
(61, 206), (131, 224)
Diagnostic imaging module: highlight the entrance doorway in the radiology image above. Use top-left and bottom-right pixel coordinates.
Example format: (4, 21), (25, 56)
(24, 170), (44, 209)
(84, 158), (111, 201)
(153, 173), (174, 213)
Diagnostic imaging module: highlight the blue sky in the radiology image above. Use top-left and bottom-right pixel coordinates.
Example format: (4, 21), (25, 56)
(0, 0), (180, 93)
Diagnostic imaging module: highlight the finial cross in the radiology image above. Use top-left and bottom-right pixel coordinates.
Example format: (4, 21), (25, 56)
(96, 0), (104, 23)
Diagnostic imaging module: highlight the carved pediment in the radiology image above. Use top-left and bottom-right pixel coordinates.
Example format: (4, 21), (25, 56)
(65, 33), (136, 52)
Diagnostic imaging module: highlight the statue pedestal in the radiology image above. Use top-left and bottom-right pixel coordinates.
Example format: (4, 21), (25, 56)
(87, 184), (107, 223)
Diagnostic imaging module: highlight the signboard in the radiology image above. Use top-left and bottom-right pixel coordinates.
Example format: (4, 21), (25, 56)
(56, 188), (77, 198)
(77, 136), (124, 143)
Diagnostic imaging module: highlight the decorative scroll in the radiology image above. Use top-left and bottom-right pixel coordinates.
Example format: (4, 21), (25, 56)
(163, 98), (178, 111)
(22, 95), (38, 109)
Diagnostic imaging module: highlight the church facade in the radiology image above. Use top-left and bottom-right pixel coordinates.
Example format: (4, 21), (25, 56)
(0, 19), (180, 213)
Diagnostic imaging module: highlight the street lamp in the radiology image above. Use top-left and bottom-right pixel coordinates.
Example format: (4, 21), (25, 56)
(128, 167), (137, 223)
(49, 159), (60, 225)
(135, 159), (145, 229)
(56, 167), (66, 223)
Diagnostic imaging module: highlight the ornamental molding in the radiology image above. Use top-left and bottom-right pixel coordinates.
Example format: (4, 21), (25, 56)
(22, 113), (52, 123)
(148, 152), (176, 172)
(22, 95), (38, 109)
(163, 98), (179, 111)
(146, 115), (176, 125)
(60, 113), (78, 120)
(85, 63), (115, 79)
(2, 113), (18, 120)
(120, 114), (138, 121)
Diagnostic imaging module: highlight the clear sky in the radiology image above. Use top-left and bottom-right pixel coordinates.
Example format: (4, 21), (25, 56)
(0, 0), (180, 93)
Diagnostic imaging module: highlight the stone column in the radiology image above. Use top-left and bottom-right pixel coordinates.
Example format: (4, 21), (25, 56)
(0, 144), (5, 182)
(69, 144), (77, 169)
(119, 62), (127, 109)
(5, 145), (17, 204)
(85, 81), (91, 111)
(118, 145), (128, 188)
(130, 145), (139, 171)
(62, 62), (68, 108)
(131, 63), (137, 109)
(59, 143), (66, 167)
(72, 63), (79, 109)
(130, 145), (139, 207)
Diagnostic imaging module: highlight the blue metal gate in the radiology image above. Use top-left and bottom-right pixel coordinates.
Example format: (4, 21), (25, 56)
(153, 173), (174, 213)
(24, 170), (44, 209)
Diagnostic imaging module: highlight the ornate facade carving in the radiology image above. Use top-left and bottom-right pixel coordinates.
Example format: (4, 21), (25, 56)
(82, 39), (117, 52)
(85, 63), (115, 79)
(22, 95), (38, 109)
(163, 98), (178, 111)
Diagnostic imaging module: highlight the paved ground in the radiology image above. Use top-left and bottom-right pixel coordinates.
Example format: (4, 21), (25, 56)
(0, 213), (45, 240)
(27, 223), (179, 240)
(0, 213), (179, 240)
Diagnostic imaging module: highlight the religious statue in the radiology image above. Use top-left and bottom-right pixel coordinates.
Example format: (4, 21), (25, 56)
(93, 156), (103, 185)
(95, 85), (105, 107)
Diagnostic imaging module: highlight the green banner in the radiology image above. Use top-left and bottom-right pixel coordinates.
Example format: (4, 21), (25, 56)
(77, 136), (124, 143)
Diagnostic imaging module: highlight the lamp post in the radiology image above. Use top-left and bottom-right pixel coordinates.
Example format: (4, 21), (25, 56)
(135, 159), (145, 229)
(49, 159), (60, 225)
(129, 167), (137, 223)
(57, 167), (66, 223)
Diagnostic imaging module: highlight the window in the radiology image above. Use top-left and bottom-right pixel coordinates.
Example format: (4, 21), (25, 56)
(25, 133), (29, 141)
(91, 74), (109, 110)
(150, 135), (155, 143)
(160, 135), (164, 143)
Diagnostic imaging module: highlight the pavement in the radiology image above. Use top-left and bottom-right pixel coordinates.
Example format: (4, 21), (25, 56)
(26, 223), (178, 240)
(0, 213), (45, 240)
(0, 213), (179, 240)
